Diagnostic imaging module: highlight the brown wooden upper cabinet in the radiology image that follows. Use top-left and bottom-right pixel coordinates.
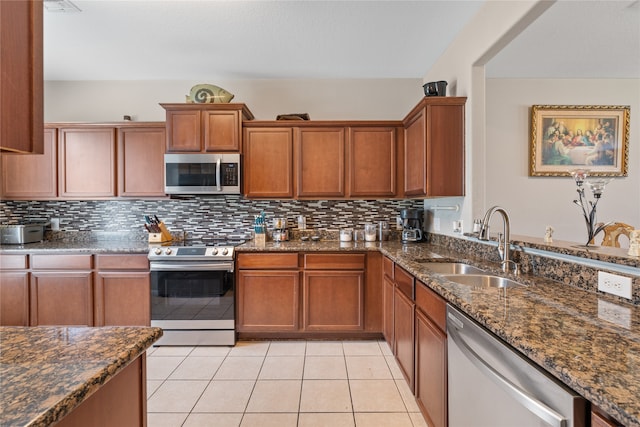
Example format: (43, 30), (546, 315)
(1, 127), (57, 199)
(243, 122), (401, 200)
(296, 127), (346, 198)
(161, 103), (254, 153)
(0, 0), (44, 154)
(243, 127), (295, 198)
(348, 127), (398, 197)
(403, 97), (466, 197)
(58, 127), (117, 198)
(117, 125), (166, 197)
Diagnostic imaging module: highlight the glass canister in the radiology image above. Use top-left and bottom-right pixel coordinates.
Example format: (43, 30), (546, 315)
(340, 228), (353, 242)
(364, 223), (377, 241)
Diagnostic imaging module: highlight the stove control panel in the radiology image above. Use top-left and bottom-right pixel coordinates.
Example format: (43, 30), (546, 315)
(148, 246), (235, 260)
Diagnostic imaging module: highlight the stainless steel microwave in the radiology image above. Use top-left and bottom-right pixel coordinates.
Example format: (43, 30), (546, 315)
(164, 153), (241, 195)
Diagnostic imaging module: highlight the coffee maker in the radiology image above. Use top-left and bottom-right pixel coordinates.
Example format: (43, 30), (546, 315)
(400, 209), (424, 243)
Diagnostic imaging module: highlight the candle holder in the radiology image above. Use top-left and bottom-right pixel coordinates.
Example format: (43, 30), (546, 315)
(570, 169), (611, 246)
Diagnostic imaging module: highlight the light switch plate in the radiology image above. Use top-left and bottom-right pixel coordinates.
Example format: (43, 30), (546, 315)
(598, 271), (632, 300)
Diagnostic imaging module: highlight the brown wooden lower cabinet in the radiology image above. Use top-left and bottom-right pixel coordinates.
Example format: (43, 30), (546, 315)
(591, 407), (623, 427)
(30, 271), (94, 326)
(94, 254), (150, 326)
(237, 270), (300, 332)
(303, 270), (364, 331)
(394, 287), (415, 390)
(0, 271), (30, 326)
(382, 275), (395, 347)
(415, 308), (447, 427)
(56, 355), (147, 427)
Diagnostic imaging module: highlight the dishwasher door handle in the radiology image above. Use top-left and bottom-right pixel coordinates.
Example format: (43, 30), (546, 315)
(448, 323), (567, 427)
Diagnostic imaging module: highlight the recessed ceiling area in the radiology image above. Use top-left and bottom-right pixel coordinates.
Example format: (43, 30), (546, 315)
(43, 1), (640, 81)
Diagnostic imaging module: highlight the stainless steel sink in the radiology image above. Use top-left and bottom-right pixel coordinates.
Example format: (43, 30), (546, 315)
(422, 262), (485, 274)
(441, 274), (525, 289)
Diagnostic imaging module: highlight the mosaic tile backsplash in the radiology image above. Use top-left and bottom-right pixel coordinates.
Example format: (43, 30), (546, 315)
(0, 197), (424, 241)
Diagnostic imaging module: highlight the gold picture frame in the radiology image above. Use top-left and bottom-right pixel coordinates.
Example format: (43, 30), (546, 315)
(529, 105), (629, 177)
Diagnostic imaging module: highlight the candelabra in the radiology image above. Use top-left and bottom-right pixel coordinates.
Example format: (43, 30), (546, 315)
(570, 169), (611, 246)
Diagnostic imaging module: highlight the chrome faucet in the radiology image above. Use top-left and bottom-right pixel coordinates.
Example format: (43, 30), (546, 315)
(478, 206), (519, 275)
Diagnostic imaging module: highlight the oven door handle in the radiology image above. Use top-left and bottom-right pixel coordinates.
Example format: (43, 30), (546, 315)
(150, 261), (234, 272)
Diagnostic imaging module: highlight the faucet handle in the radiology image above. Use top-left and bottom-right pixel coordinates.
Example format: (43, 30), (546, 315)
(501, 260), (520, 275)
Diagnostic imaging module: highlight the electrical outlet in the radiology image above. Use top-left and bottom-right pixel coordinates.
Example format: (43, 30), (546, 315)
(598, 271), (632, 300)
(433, 217), (441, 232)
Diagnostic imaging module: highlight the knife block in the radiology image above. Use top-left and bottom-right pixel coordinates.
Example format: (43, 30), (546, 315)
(148, 222), (172, 243)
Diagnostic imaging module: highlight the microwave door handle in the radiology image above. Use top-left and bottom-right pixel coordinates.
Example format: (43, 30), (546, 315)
(216, 158), (222, 191)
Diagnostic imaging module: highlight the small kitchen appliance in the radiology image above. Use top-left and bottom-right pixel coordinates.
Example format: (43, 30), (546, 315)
(148, 238), (243, 345)
(400, 209), (424, 243)
(0, 223), (47, 245)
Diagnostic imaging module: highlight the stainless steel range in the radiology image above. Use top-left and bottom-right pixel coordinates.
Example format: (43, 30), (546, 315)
(148, 239), (242, 346)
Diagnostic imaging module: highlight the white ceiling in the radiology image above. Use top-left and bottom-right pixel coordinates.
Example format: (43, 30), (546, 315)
(43, 0), (640, 81)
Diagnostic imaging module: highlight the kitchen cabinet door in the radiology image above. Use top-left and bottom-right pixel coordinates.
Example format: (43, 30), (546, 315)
(383, 275), (395, 347)
(165, 108), (201, 152)
(296, 127), (345, 198)
(348, 127), (397, 197)
(403, 97), (466, 197)
(303, 270), (364, 331)
(237, 270), (300, 332)
(394, 287), (415, 390)
(1, 128), (57, 199)
(30, 271), (94, 326)
(163, 104), (252, 153)
(243, 127), (294, 198)
(117, 125), (166, 197)
(94, 254), (150, 326)
(415, 308), (447, 427)
(58, 127), (117, 198)
(0, 271), (30, 326)
(0, 0), (43, 154)
(30, 254), (94, 326)
(203, 110), (241, 152)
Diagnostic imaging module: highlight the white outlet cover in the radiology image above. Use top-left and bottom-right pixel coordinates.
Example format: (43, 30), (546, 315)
(598, 271), (632, 300)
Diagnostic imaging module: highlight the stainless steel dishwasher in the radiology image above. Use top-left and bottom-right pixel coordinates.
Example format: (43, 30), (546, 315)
(447, 305), (587, 427)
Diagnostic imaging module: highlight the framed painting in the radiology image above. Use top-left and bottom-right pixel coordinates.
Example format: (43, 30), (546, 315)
(529, 105), (630, 177)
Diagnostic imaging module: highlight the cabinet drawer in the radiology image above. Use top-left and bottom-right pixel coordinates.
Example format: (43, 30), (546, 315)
(95, 254), (149, 271)
(0, 254), (28, 270)
(394, 265), (414, 299)
(383, 256), (394, 279)
(237, 252), (299, 269)
(304, 253), (365, 270)
(415, 280), (446, 332)
(31, 254), (92, 270)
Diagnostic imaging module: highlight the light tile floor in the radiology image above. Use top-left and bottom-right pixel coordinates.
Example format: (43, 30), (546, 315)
(147, 340), (429, 427)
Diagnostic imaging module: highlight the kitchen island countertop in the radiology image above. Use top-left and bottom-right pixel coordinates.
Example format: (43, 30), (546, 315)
(0, 326), (162, 427)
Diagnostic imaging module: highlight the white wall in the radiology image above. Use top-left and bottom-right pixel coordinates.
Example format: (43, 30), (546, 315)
(486, 78), (640, 243)
(44, 78), (422, 122)
(419, 1), (553, 234)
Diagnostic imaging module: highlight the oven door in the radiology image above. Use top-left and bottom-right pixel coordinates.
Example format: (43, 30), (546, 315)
(150, 262), (234, 333)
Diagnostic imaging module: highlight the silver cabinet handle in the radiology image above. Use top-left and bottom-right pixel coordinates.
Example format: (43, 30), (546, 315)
(448, 320), (567, 427)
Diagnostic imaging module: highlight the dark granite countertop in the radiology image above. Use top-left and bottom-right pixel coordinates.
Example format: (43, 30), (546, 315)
(0, 240), (151, 254)
(0, 326), (162, 427)
(237, 240), (640, 426)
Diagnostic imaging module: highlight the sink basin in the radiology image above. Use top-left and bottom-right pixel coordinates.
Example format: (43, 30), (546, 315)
(442, 274), (525, 289)
(422, 262), (485, 274)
